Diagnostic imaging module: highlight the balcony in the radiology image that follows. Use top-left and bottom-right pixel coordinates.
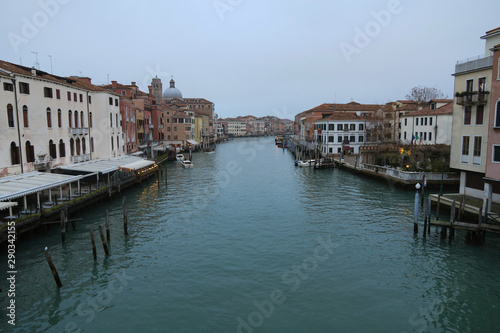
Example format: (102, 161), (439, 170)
(455, 55), (493, 75)
(456, 91), (489, 106)
(69, 127), (90, 135)
(71, 154), (90, 163)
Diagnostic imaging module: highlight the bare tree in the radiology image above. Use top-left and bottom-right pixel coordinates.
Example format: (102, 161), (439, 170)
(405, 86), (447, 103)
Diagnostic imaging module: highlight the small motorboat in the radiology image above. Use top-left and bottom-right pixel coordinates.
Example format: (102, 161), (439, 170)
(181, 160), (193, 168)
(176, 153), (185, 161)
(296, 159), (324, 167)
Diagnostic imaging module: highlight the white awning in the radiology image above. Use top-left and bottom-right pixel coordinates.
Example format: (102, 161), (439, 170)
(187, 140), (200, 145)
(0, 172), (83, 202)
(54, 156), (145, 174)
(0, 202), (18, 211)
(120, 160), (156, 171)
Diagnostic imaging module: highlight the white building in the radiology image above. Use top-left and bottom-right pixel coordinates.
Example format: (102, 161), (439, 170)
(227, 121), (247, 136)
(314, 112), (371, 155)
(0, 59), (123, 176)
(399, 100), (453, 145)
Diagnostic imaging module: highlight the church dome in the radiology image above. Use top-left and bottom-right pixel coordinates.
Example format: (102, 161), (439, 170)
(162, 78), (183, 100)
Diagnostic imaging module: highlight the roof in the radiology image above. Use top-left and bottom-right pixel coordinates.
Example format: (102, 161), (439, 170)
(54, 156), (145, 174)
(0, 172), (83, 202)
(120, 160), (156, 171)
(401, 102), (453, 117)
(317, 112), (375, 122)
(0, 202), (18, 211)
(430, 99), (453, 103)
(304, 101), (385, 113)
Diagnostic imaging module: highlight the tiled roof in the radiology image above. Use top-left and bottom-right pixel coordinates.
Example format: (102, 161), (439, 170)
(401, 102), (453, 117)
(304, 101), (385, 113)
(430, 99), (453, 103)
(485, 27), (500, 35)
(317, 112), (375, 122)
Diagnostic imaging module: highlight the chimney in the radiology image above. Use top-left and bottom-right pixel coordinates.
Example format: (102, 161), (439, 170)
(31, 68), (36, 76)
(111, 80), (117, 88)
(148, 85), (152, 95)
(131, 82), (136, 86)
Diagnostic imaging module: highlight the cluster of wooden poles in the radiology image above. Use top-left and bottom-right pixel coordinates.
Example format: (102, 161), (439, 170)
(44, 197), (129, 288)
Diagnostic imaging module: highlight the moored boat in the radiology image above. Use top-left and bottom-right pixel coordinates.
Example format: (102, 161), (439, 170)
(176, 153), (185, 161)
(181, 160), (193, 168)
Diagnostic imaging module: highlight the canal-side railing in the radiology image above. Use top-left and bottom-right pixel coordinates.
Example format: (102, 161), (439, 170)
(361, 163), (459, 181)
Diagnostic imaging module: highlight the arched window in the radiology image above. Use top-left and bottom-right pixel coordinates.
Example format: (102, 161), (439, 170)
(68, 110), (72, 128)
(80, 111), (84, 128)
(116, 113), (119, 127)
(91, 137), (94, 152)
(59, 139), (66, 157)
(110, 113), (113, 127)
(46, 107), (52, 128)
(111, 137), (114, 151)
(82, 137), (86, 154)
(89, 112), (93, 127)
(74, 111), (79, 128)
(10, 142), (20, 165)
(76, 138), (81, 155)
(49, 139), (56, 158)
(7, 104), (14, 128)
(25, 141), (34, 162)
(70, 138), (75, 156)
(23, 105), (28, 127)
(57, 109), (62, 128)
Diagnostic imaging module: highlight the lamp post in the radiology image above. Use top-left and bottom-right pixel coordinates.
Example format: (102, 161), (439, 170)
(414, 183), (421, 234)
(440, 156), (446, 196)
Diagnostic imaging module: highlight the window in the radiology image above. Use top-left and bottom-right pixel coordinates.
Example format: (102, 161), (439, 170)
(466, 79), (473, 92)
(115, 99), (118, 106)
(350, 135), (355, 143)
(73, 92), (77, 101)
(19, 82), (29, 94)
(74, 111), (79, 128)
(329, 124), (334, 130)
(337, 124), (342, 131)
(109, 97), (113, 105)
(328, 136), (334, 142)
(404, 118), (407, 126)
(358, 135), (364, 143)
(424, 118), (428, 126)
(3, 82), (14, 91)
(79, 94), (83, 103)
(68, 110), (72, 127)
(46, 108), (52, 128)
(56, 89), (61, 99)
(76, 138), (80, 155)
(59, 139), (66, 157)
(91, 137), (94, 152)
(67, 91), (71, 101)
(110, 113), (113, 127)
(495, 101), (500, 127)
(473, 136), (482, 165)
(429, 132), (432, 142)
(25, 141), (35, 163)
(464, 106), (472, 125)
(350, 124), (355, 131)
(461, 136), (470, 163)
(416, 118), (419, 126)
(49, 140), (56, 158)
(404, 132), (407, 140)
(80, 111), (84, 127)
(7, 104), (14, 127)
(70, 138), (74, 156)
(44, 87), (53, 98)
(82, 138), (86, 154)
(10, 142), (20, 165)
(23, 105), (29, 127)
(88, 95), (92, 104)
(423, 132), (427, 141)
(429, 117), (433, 126)
(111, 137), (114, 151)
(89, 112), (93, 127)
(493, 145), (500, 162)
(476, 105), (484, 125)
(57, 109), (62, 127)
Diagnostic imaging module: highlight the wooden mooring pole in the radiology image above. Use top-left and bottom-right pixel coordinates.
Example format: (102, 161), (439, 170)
(413, 185), (420, 234)
(122, 197), (128, 235)
(427, 197), (431, 235)
(60, 211), (66, 244)
(89, 226), (97, 260)
(423, 197), (428, 239)
(436, 194), (441, 221)
(449, 200), (456, 240)
(98, 225), (110, 256)
(105, 209), (110, 241)
(44, 247), (62, 287)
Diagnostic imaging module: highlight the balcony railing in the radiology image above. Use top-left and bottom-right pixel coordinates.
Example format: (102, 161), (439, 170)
(455, 55), (493, 74)
(456, 91), (489, 105)
(69, 127), (90, 135)
(71, 154), (90, 163)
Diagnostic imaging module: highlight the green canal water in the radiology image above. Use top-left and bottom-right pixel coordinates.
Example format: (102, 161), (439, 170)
(2, 136), (500, 332)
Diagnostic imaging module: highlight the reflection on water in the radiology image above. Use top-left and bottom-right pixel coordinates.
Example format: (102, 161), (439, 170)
(1, 137), (500, 332)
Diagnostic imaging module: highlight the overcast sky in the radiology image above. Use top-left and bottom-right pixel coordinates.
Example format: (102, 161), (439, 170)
(1, 0), (499, 119)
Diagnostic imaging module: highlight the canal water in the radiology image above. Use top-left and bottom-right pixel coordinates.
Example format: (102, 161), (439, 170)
(2, 136), (500, 332)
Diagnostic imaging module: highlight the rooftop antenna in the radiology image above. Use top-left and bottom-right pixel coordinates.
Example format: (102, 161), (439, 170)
(31, 51), (39, 69)
(107, 74), (109, 84)
(48, 55), (53, 74)
(19, 57), (22, 65)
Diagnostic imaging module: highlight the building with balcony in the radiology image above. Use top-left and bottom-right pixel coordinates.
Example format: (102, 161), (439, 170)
(0, 59), (122, 176)
(450, 27), (500, 203)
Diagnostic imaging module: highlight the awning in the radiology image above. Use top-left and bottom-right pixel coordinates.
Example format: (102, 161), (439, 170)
(0, 172), (83, 202)
(120, 160), (156, 171)
(0, 202), (18, 211)
(187, 140), (200, 145)
(54, 156), (145, 174)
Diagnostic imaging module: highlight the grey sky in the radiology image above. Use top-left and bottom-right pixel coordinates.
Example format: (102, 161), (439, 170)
(1, 0), (499, 119)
